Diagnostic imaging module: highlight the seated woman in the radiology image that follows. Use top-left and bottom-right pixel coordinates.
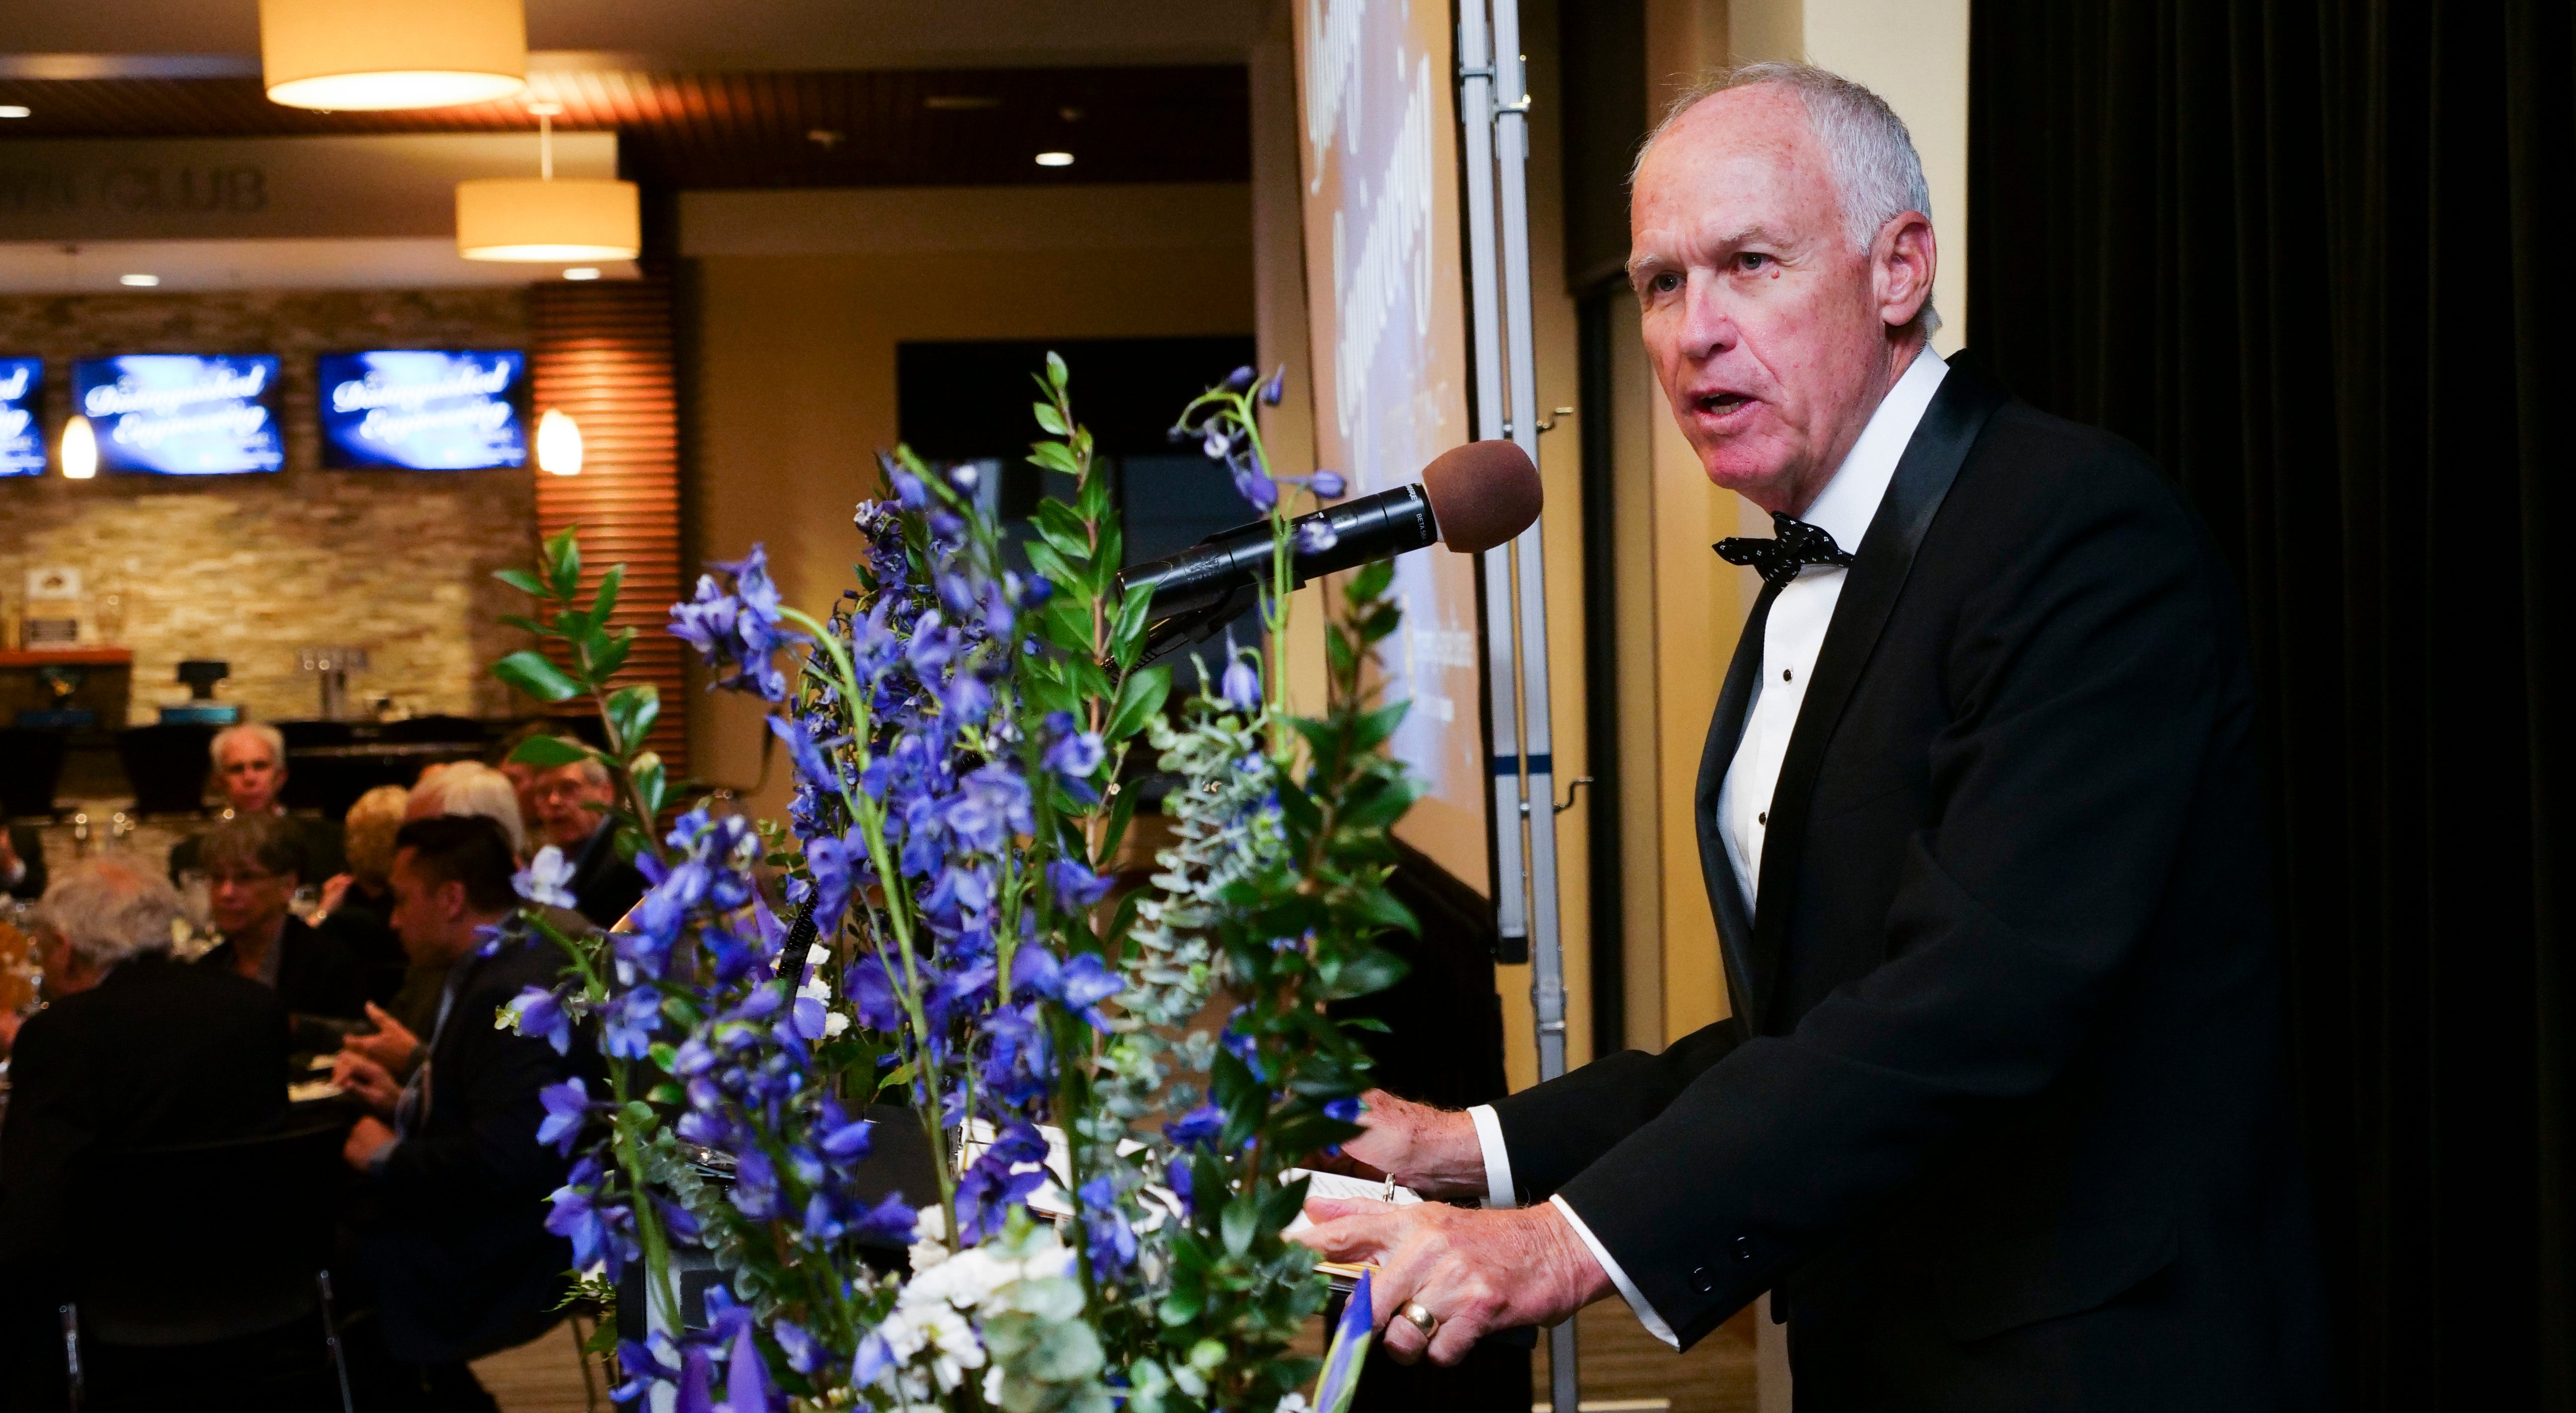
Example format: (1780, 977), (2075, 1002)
(318, 784), (410, 1009)
(196, 812), (370, 1023)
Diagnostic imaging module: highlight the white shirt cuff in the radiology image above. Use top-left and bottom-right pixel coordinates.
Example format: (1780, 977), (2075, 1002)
(1466, 1104), (1517, 1210)
(1548, 1193), (1681, 1349)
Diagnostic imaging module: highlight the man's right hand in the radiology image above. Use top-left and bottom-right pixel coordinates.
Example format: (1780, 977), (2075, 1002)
(341, 1002), (422, 1077)
(331, 1049), (402, 1118)
(1329, 1089), (1492, 1202)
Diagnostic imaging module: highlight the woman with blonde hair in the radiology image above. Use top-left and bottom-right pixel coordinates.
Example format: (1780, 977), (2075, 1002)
(318, 784), (409, 1007)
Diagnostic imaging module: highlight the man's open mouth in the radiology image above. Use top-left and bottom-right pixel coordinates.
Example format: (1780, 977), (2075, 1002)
(1695, 392), (1751, 415)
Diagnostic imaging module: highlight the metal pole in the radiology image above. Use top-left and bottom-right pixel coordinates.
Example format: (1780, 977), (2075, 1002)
(1458, 3), (1575, 1410)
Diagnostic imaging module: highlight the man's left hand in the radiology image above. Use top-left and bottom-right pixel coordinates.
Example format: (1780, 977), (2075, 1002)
(1292, 1198), (1613, 1365)
(343, 1115), (397, 1171)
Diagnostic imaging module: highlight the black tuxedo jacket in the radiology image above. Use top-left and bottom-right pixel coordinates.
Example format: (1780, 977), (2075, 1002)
(1492, 362), (2326, 1410)
(0, 954), (288, 1275)
(565, 819), (646, 931)
(353, 929), (591, 1363)
(201, 914), (372, 1021)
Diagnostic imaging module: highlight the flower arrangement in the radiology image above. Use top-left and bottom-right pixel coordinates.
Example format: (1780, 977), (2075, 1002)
(491, 357), (1422, 1412)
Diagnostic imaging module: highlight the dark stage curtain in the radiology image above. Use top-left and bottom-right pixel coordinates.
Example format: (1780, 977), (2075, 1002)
(1968, 2), (2575, 1408)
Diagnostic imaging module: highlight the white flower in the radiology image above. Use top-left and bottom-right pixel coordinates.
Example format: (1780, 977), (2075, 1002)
(513, 845), (578, 908)
(1277, 1396), (1313, 1413)
(822, 1011), (850, 1038)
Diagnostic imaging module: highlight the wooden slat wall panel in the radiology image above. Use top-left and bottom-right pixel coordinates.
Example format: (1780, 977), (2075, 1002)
(530, 280), (687, 777)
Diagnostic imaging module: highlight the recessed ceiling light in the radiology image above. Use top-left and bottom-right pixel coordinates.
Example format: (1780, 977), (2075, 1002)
(1035, 151), (1075, 167)
(924, 95), (1000, 111)
(119, 273), (161, 287)
(562, 266), (601, 281)
(0, 106), (31, 119)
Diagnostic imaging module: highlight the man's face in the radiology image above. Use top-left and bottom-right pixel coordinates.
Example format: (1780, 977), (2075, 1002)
(387, 848), (463, 965)
(216, 736), (284, 814)
(1628, 85), (1932, 513)
(207, 855), (294, 938)
(531, 766), (614, 850)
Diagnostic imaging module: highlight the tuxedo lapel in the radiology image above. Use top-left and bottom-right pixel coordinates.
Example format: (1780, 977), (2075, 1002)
(1696, 578), (1783, 1021)
(1743, 359), (2012, 1028)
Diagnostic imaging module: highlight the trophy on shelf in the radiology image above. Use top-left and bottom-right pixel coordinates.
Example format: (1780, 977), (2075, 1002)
(161, 660), (242, 726)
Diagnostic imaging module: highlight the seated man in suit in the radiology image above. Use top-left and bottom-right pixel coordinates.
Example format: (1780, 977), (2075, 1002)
(0, 859), (289, 1394)
(0, 822), (43, 902)
(527, 751), (645, 929)
(330, 815), (589, 1406)
(167, 722), (345, 886)
(197, 811), (370, 1023)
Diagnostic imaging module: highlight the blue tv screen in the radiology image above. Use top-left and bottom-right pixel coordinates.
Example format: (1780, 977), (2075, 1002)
(73, 354), (283, 475)
(318, 349), (527, 471)
(0, 357), (40, 476)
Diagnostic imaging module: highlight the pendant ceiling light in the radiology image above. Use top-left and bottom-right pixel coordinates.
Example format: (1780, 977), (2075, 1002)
(260, 0), (526, 111)
(456, 104), (641, 262)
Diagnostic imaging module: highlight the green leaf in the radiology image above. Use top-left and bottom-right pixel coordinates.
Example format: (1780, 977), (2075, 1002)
(1033, 499), (1094, 561)
(1220, 1193), (1259, 1257)
(1102, 782), (1140, 860)
(593, 629), (634, 681)
(1028, 439), (1081, 476)
(606, 683), (660, 753)
(543, 526), (583, 600)
(1323, 946), (1410, 1000)
(1349, 557), (1395, 603)
(1104, 665), (1171, 742)
(645, 1082), (685, 1106)
(509, 733), (593, 768)
(590, 562), (625, 626)
(1024, 538), (1080, 594)
(494, 567), (547, 597)
(496, 613), (550, 636)
(877, 1058), (918, 1096)
(630, 752), (667, 817)
(493, 650), (581, 703)
(1033, 401), (1069, 436)
(1046, 350), (1069, 392)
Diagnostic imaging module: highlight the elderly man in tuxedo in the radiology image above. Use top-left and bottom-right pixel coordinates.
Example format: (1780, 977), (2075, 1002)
(1294, 63), (2326, 1410)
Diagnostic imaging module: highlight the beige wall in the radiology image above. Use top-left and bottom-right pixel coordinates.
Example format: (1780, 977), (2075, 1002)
(680, 184), (1255, 817)
(0, 288), (536, 727)
(1727, 0), (1971, 354)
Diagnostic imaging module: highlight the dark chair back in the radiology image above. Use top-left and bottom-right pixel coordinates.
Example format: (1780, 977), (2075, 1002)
(114, 724), (216, 817)
(0, 726), (69, 818)
(273, 720), (356, 813)
(73, 1122), (348, 1346)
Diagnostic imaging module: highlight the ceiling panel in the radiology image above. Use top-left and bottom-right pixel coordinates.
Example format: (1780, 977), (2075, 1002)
(0, 66), (1251, 189)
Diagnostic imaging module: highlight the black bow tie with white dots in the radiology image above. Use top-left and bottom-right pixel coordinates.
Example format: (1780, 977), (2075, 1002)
(1716, 511), (1855, 586)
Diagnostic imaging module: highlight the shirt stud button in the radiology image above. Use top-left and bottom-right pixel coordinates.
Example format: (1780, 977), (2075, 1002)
(1757, 811), (1768, 826)
(1690, 1265), (1718, 1294)
(1782, 668), (1793, 681)
(1735, 1236), (1756, 1262)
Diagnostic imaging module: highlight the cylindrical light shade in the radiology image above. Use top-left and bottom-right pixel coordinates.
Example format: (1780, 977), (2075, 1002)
(456, 178), (641, 261)
(536, 408), (584, 476)
(260, 0), (525, 111)
(61, 415), (96, 479)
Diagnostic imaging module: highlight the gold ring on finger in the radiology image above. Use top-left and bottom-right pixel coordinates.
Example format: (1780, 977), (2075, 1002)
(1399, 1300), (1439, 1339)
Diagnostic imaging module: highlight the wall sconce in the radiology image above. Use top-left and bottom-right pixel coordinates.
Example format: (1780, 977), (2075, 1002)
(60, 414), (96, 479)
(536, 407), (583, 476)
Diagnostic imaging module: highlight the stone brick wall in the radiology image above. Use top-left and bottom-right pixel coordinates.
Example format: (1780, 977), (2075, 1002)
(0, 288), (537, 723)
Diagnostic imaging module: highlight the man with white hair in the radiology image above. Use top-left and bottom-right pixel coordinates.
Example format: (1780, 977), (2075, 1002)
(166, 721), (345, 885)
(1296, 65), (2325, 1408)
(527, 749), (644, 928)
(0, 860), (288, 1313)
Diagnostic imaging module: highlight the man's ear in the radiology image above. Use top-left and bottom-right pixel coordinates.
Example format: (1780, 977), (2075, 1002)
(1873, 212), (1938, 329)
(438, 876), (471, 921)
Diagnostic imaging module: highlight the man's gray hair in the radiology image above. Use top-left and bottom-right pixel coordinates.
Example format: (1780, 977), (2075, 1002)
(1640, 61), (1940, 337)
(32, 858), (183, 970)
(209, 721), (285, 768)
(411, 760), (528, 858)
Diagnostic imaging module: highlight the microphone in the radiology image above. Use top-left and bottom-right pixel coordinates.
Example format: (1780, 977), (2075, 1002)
(1119, 440), (1542, 622)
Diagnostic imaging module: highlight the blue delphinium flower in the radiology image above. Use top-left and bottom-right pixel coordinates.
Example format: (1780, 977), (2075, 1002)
(506, 986), (572, 1055)
(536, 1077), (592, 1156)
(1221, 658), (1263, 713)
(672, 545), (807, 702)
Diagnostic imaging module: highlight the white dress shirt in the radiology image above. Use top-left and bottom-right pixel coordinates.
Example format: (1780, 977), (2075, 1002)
(1469, 346), (1950, 1347)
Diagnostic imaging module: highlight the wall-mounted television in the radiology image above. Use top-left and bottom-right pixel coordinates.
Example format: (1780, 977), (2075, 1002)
(0, 357), (40, 476)
(72, 354), (283, 475)
(318, 349), (527, 471)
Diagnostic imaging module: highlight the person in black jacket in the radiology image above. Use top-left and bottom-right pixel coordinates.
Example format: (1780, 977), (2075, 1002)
(0, 858), (289, 1392)
(166, 722), (346, 886)
(332, 814), (589, 1404)
(196, 811), (370, 1022)
(1295, 65), (2326, 1412)
(528, 755), (645, 930)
